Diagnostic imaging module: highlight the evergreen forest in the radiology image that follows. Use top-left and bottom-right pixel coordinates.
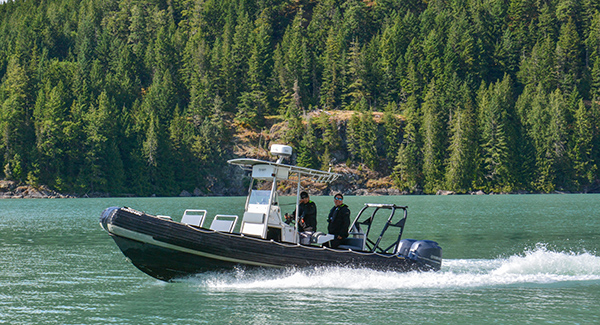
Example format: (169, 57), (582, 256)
(1, 0), (600, 196)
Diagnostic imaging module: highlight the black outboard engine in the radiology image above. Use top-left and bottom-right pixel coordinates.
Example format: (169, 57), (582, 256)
(397, 239), (442, 271)
(397, 239), (417, 257)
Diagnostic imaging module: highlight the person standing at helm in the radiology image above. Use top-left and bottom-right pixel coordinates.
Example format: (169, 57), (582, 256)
(325, 193), (350, 248)
(285, 191), (317, 232)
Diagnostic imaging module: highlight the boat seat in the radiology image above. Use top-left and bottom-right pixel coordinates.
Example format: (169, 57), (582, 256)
(209, 215), (238, 232)
(241, 212), (266, 238)
(181, 209), (207, 227)
(338, 237), (365, 251)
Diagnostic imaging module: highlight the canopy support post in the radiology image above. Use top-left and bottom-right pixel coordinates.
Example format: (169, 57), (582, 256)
(295, 174), (302, 234)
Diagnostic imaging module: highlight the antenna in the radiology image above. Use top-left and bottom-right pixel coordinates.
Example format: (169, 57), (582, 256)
(270, 144), (292, 164)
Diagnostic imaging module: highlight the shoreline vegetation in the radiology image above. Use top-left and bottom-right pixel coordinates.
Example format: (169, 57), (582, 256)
(2, 177), (598, 199)
(2, 1), (600, 197)
(2, 108), (599, 199)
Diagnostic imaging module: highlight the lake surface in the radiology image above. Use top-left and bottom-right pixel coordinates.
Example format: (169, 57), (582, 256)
(1, 195), (599, 324)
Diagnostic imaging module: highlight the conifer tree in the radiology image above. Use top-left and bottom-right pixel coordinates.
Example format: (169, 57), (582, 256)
(297, 120), (319, 169)
(314, 112), (340, 169)
(192, 104), (227, 185)
(341, 0), (369, 45)
(235, 91), (267, 129)
(518, 38), (556, 90)
(537, 4), (557, 40)
(82, 91), (124, 193)
(393, 95), (422, 193)
(214, 14), (236, 111)
(128, 4), (149, 60)
(527, 85), (552, 191)
(317, 112), (340, 153)
(34, 80), (71, 189)
(344, 40), (367, 109)
(591, 57), (600, 100)
(359, 109), (378, 170)
(184, 34), (213, 119)
(590, 100), (600, 183)
(421, 30), (444, 85)
(320, 26), (345, 109)
(108, 42), (140, 108)
(281, 92), (304, 148)
(274, 9), (311, 111)
(402, 39), (424, 99)
(546, 88), (571, 189)
(570, 99), (597, 189)
(346, 111), (361, 163)
(232, 11), (252, 95)
(382, 102), (401, 166)
(234, 11), (273, 128)
(377, 15), (402, 103)
(168, 106), (196, 191)
(514, 84), (537, 189)
(247, 12), (273, 105)
(556, 18), (581, 93)
(445, 83), (476, 193)
(587, 12), (600, 100)
(0, 57), (32, 181)
(477, 74), (518, 192)
(421, 81), (445, 193)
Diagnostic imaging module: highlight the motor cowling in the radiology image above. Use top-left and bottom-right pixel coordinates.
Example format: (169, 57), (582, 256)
(407, 240), (442, 271)
(396, 239), (417, 257)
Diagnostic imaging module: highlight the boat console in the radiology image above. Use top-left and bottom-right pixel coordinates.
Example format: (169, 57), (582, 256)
(229, 145), (340, 244)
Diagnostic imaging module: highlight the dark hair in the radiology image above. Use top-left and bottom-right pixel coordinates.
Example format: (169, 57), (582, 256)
(334, 193), (343, 199)
(300, 191), (309, 199)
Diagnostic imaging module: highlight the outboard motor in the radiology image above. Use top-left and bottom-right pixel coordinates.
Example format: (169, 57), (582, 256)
(396, 239), (417, 257)
(406, 240), (442, 271)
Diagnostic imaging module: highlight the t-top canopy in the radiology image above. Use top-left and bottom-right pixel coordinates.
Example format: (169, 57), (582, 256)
(228, 158), (340, 183)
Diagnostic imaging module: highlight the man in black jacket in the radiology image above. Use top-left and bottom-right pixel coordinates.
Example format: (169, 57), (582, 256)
(326, 193), (350, 248)
(285, 191), (317, 232)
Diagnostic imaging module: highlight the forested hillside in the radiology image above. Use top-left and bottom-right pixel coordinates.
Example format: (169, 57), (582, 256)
(1, 0), (600, 196)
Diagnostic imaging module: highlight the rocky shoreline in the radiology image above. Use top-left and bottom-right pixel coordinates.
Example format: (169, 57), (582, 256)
(2, 176), (597, 199)
(0, 180), (75, 199)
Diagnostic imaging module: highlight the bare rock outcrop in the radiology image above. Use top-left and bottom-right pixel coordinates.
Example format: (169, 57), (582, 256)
(0, 180), (73, 199)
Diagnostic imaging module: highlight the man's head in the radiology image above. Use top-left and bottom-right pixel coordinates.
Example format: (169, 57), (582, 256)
(300, 191), (309, 203)
(334, 193), (343, 207)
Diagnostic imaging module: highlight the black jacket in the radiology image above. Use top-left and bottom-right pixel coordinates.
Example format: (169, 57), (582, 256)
(293, 200), (317, 231)
(327, 204), (350, 238)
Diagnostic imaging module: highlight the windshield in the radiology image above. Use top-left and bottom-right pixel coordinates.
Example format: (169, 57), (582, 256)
(248, 190), (271, 205)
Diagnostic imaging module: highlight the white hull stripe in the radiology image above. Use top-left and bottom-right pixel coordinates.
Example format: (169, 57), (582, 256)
(107, 224), (284, 268)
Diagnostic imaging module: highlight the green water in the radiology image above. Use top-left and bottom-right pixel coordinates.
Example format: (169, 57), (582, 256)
(1, 195), (600, 324)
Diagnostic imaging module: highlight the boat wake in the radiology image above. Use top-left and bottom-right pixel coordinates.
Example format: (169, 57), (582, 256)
(182, 245), (600, 291)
